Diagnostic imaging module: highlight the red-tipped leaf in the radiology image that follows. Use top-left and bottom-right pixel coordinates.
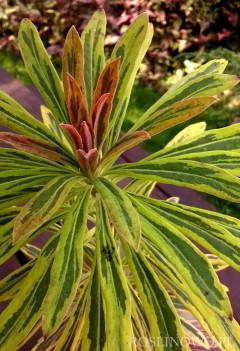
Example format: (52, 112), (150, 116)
(67, 74), (88, 127)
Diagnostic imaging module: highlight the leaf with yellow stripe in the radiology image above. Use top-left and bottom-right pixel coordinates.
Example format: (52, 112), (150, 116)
(147, 120), (240, 161)
(81, 257), (107, 351)
(42, 186), (91, 335)
(81, 9), (106, 110)
(130, 197), (232, 318)
(94, 177), (141, 250)
(166, 122), (206, 147)
(129, 72), (239, 135)
(122, 239), (188, 351)
(106, 13), (153, 148)
(18, 19), (68, 123)
(159, 267), (240, 351)
(131, 194), (240, 270)
(129, 96), (217, 136)
(0, 234), (59, 351)
(0, 90), (30, 113)
(0, 260), (35, 302)
(96, 197), (132, 350)
(13, 175), (80, 243)
(109, 158), (240, 202)
(63, 26), (86, 102)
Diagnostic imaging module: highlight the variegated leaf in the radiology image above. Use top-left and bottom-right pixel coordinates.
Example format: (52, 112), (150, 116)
(0, 90), (30, 113)
(131, 195), (240, 270)
(94, 177), (141, 250)
(129, 73), (239, 135)
(0, 101), (65, 146)
(96, 197), (132, 350)
(109, 158), (240, 202)
(99, 130), (150, 171)
(42, 186), (91, 334)
(130, 197), (232, 318)
(81, 9), (106, 110)
(0, 132), (73, 164)
(18, 19), (68, 123)
(0, 260), (35, 301)
(107, 15), (153, 148)
(62, 26), (86, 102)
(130, 96), (217, 136)
(13, 175), (80, 242)
(81, 257), (107, 351)
(122, 239), (188, 351)
(166, 122), (206, 147)
(159, 269), (240, 351)
(0, 234), (59, 351)
(147, 120), (240, 161)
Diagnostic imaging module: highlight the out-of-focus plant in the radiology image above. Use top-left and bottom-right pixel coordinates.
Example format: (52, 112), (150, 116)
(1, 10), (240, 351)
(1, 0), (240, 89)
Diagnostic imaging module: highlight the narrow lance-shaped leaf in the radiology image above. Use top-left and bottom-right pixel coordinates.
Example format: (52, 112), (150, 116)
(130, 198), (232, 318)
(0, 132), (73, 164)
(166, 122), (206, 147)
(147, 123), (240, 161)
(90, 58), (120, 148)
(109, 158), (240, 202)
(62, 26), (86, 102)
(13, 175), (80, 243)
(96, 197), (132, 350)
(159, 267), (240, 351)
(0, 234), (59, 351)
(129, 73), (239, 135)
(0, 90), (30, 114)
(129, 96), (217, 136)
(66, 74), (88, 127)
(131, 194), (240, 271)
(42, 186), (91, 335)
(81, 9), (106, 110)
(121, 239), (188, 351)
(94, 177), (141, 250)
(99, 130), (150, 171)
(106, 15), (153, 148)
(0, 101), (65, 146)
(81, 256), (107, 351)
(0, 260), (35, 302)
(18, 19), (68, 123)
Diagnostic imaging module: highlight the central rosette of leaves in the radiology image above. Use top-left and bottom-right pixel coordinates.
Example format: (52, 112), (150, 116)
(60, 56), (120, 177)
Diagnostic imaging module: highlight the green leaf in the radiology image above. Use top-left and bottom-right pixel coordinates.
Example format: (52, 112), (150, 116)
(166, 122), (206, 147)
(13, 175), (80, 243)
(0, 168), (59, 198)
(81, 9), (106, 110)
(109, 158), (240, 202)
(146, 124), (240, 161)
(129, 73), (239, 135)
(81, 257), (107, 351)
(130, 96), (217, 136)
(106, 14), (153, 148)
(0, 91), (30, 113)
(160, 269), (240, 351)
(62, 26), (86, 102)
(94, 177), (141, 250)
(0, 234), (59, 351)
(0, 101), (64, 146)
(18, 19), (68, 123)
(42, 186), (91, 334)
(122, 239), (188, 351)
(130, 197), (232, 318)
(131, 194), (240, 270)
(96, 197), (132, 350)
(0, 260), (35, 301)
(99, 130), (150, 171)
(54, 284), (88, 351)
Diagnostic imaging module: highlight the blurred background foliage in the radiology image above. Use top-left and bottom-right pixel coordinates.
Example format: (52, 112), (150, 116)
(1, 0), (240, 216)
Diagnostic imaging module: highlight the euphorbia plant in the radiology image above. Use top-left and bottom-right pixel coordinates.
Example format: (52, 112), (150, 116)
(0, 9), (240, 351)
